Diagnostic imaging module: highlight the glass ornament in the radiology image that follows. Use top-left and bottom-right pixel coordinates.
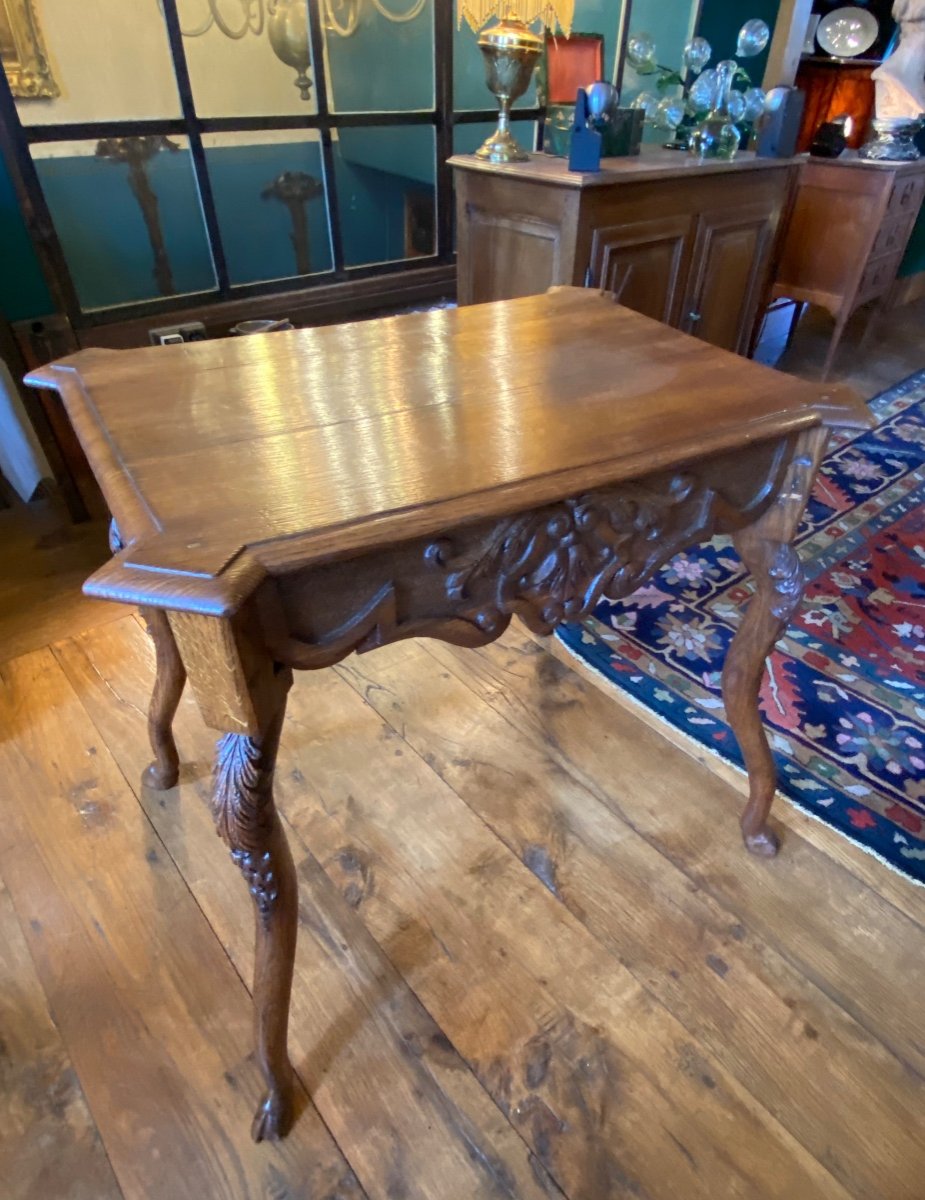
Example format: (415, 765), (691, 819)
(687, 67), (717, 114)
(682, 36), (711, 75)
(654, 96), (684, 130)
(742, 86), (767, 123)
(736, 18), (770, 58)
(726, 90), (747, 122)
(687, 123), (716, 159)
(586, 80), (618, 124)
(688, 60), (742, 160)
(627, 32), (658, 74)
(630, 91), (658, 119)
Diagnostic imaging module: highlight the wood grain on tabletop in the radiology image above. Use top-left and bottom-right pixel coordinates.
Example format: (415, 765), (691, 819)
(26, 289), (867, 596)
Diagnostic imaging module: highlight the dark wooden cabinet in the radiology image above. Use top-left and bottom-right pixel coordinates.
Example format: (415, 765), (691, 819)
(452, 150), (797, 356)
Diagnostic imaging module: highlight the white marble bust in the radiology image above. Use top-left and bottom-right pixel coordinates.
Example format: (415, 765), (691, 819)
(872, 0), (925, 117)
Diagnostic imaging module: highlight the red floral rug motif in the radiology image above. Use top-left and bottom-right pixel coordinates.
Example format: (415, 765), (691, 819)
(557, 370), (925, 884)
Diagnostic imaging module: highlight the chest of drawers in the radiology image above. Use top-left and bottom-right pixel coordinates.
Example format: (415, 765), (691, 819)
(771, 155), (925, 377)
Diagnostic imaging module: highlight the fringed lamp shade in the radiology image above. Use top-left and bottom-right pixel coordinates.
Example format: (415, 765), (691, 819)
(457, 0), (574, 35)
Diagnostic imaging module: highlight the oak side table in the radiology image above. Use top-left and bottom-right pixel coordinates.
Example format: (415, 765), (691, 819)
(28, 288), (869, 1142)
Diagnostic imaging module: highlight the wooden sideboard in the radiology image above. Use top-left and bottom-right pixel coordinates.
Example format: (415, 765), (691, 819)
(451, 150), (799, 355)
(771, 154), (925, 378)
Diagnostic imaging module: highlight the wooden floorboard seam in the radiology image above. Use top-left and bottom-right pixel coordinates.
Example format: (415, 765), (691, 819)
(415, 643), (925, 1075)
(47, 637), (383, 1200)
(328, 654), (900, 1196)
(412, 638), (925, 1082)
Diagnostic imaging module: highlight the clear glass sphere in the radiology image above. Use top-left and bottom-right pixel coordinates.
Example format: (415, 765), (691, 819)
(687, 123), (716, 159)
(736, 18), (770, 58)
(627, 32), (658, 74)
(742, 86), (767, 123)
(630, 90), (658, 120)
(654, 96), (685, 130)
(682, 36), (712, 75)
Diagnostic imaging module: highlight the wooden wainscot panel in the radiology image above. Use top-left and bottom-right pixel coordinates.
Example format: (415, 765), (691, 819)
(466, 209), (564, 303)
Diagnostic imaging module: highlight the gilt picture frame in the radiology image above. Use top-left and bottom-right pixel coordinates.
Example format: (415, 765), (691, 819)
(0, 0), (58, 99)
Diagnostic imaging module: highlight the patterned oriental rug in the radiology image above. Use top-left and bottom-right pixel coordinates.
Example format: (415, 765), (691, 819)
(556, 370), (925, 885)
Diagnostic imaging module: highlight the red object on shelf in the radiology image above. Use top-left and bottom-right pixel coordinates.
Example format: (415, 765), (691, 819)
(795, 60), (875, 152)
(545, 33), (604, 104)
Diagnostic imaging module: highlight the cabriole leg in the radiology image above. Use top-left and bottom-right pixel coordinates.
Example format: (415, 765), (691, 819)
(722, 429), (829, 856)
(212, 699), (297, 1141)
(140, 606), (186, 790)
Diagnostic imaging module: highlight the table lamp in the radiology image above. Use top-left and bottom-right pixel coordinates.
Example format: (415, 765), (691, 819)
(458, 1), (574, 162)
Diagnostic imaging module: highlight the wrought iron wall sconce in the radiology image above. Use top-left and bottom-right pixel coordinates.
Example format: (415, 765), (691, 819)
(169, 0), (313, 100)
(95, 136), (179, 296)
(321, 0), (428, 38)
(261, 169), (324, 275)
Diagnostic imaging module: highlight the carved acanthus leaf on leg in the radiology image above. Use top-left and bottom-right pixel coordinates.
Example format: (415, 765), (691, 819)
(213, 732), (279, 924)
(210, 703), (296, 1142)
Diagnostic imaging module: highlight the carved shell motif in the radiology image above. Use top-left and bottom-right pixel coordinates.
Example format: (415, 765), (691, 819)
(429, 473), (714, 636)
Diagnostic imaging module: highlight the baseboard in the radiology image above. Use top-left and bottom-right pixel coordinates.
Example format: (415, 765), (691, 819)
(74, 265), (458, 350)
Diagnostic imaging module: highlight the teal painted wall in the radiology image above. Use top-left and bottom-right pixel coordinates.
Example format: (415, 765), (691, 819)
(0, 149), (53, 322)
(696, 0), (782, 86)
(31, 140), (430, 309)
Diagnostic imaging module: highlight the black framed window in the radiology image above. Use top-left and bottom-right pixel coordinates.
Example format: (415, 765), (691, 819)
(0, 0), (542, 329)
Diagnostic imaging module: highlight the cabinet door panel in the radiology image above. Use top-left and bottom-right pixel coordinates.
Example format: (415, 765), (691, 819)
(684, 202), (778, 353)
(588, 215), (692, 325)
(463, 210), (562, 304)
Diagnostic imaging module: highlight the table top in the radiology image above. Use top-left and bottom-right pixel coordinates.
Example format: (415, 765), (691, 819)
(448, 148), (799, 189)
(29, 288), (867, 617)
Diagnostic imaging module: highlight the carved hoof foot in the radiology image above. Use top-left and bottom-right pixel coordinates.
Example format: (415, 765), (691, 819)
(743, 826), (780, 858)
(251, 1089), (293, 1142)
(142, 761), (179, 791)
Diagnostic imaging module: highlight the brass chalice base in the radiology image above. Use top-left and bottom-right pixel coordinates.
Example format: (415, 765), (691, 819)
(476, 20), (543, 163)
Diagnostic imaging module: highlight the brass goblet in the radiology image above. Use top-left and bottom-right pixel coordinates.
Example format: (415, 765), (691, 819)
(475, 20), (543, 163)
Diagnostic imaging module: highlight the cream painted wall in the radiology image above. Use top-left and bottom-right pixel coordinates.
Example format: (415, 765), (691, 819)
(20, 0), (317, 151)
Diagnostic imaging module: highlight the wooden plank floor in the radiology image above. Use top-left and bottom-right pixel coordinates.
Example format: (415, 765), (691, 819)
(3, 308), (925, 1199)
(2, 591), (925, 1198)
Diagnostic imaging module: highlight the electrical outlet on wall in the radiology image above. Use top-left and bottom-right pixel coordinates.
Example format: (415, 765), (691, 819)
(148, 321), (207, 346)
